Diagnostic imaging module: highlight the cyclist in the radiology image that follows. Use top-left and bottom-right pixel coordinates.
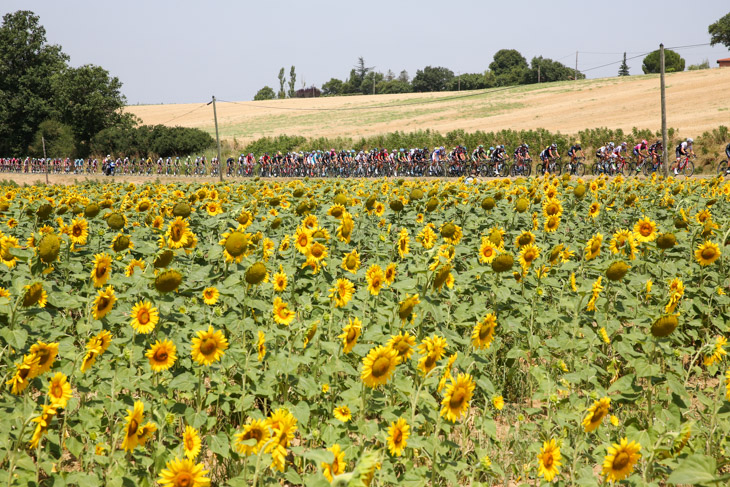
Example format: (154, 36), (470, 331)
(491, 144), (506, 163)
(674, 137), (694, 172)
(567, 141), (584, 164)
(633, 139), (649, 166)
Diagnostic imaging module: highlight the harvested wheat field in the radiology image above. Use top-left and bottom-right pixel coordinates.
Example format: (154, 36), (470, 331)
(127, 69), (730, 144)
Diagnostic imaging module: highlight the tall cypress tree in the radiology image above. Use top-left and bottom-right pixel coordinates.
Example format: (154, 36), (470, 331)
(618, 52), (630, 76)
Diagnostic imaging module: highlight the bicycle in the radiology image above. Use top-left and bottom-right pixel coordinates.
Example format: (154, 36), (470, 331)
(537, 156), (562, 176)
(562, 157), (586, 176)
(672, 154), (695, 177)
(510, 157), (532, 177)
(716, 159), (729, 176)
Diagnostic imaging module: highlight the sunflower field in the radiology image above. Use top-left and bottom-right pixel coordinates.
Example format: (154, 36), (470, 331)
(1, 174), (730, 487)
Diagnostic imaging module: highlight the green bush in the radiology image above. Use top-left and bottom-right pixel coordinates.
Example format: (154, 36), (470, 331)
(90, 124), (214, 157)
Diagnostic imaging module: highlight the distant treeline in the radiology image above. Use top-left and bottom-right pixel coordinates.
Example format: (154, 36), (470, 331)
(91, 125), (214, 158)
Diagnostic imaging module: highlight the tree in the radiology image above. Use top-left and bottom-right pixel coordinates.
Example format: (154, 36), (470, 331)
(277, 67), (286, 99)
(398, 70), (409, 83)
(445, 72), (495, 91)
(376, 80), (412, 94)
(688, 59), (710, 71)
(618, 52), (630, 76)
(708, 12), (730, 48)
(524, 56), (584, 84)
(321, 78), (344, 96)
(385, 69), (395, 82)
(295, 86), (321, 98)
(0, 10), (68, 154)
(253, 86), (276, 101)
(29, 120), (76, 157)
(411, 66), (454, 92)
(360, 71), (385, 95)
(642, 49), (685, 74)
(354, 57), (373, 86)
(52, 64), (126, 156)
(288, 66), (296, 98)
(489, 49), (529, 86)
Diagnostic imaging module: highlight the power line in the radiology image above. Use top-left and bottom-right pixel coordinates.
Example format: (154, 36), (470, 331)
(158, 103), (208, 125)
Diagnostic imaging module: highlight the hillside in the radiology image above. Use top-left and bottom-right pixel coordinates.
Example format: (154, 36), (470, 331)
(126, 69), (730, 144)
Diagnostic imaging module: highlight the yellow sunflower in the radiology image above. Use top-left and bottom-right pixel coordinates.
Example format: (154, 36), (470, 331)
(68, 218), (89, 246)
(182, 426), (202, 460)
(588, 201), (601, 218)
(202, 287), (219, 305)
(472, 314), (498, 349)
(397, 229), (410, 258)
(387, 332), (416, 361)
(191, 326), (228, 366)
(22, 282), (47, 308)
(158, 457), (210, 487)
(519, 244), (540, 270)
(384, 262), (396, 285)
(92, 286), (116, 320)
(417, 335), (448, 375)
(294, 227), (312, 254)
(91, 253), (112, 287)
(584, 233), (603, 261)
(398, 293), (420, 323)
(329, 278), (355, 308)
(366, 264), (385, 295)
(6, 354), (40, 394)
(695, 240), (721, 266)
(544, 214), (561, 233)
(582, 397), (611, 432)
(338, 317), (362, 353)
(121, 401), (157, 452)
(440, 373), (475, 422)
(0, 235), (19, 268)
(29, 404), (57, 449)
(47, 372), (72, 408)
(234, 418), (271, 456)
(633, 217), (657, 242)
(257, 331), (266, 361)
(321, 444), (346, 483)
(273, 296), (295, 325)
(361, 345), (398, 388)
(537, 438), (562, 482)
(145, 339), (177, 372)
(601, 438), (641, 482)
(29, 341), (59, 375)
(130, 300), (158, 333)
(514, 231), (535, 249)
(272, 268), (288, 292)
(333, 405), (352, 422)
(387, 418), (410, 457)
(125, 258), (146, 277)
(341, 249), (361, 274)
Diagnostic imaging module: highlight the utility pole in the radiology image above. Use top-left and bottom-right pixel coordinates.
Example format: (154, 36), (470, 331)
(208, 96), (223, 182)
(660, 43), (668, 178)
(538, 65), (541, 84)
(458, 72), (461, 91)
(42, 135), (48, 184)
(575, 51), (578, 82)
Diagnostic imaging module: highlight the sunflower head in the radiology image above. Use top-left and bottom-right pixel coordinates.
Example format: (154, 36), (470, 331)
(106, 212), (125, 230)
(409, 188), (424, 201)
(245, 262), (267, 285)
(112, 235), (131, 253)
(441, 222), (456, 239)
(38, 233), (61, 263)
(481, 197), (496, 211)
(491, 253), (514, 273)
(84, 203), (100, 218)
(656, 233), (676, 249)
(389, 199), (404, 212)
(22, 282), (46, 307)
(36, 203), (53, 220)
(651, 314), (679, 337)
(606, 261), (629, 281)
(515, 197), (529, 213)
(155, 269), (182, 293)
(172, 202), (191, 218)
(425, 197), (439, 212)
(573, 184), (586, 198)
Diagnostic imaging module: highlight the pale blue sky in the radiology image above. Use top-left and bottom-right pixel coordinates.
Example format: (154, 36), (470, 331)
(3, 0), (729, 104)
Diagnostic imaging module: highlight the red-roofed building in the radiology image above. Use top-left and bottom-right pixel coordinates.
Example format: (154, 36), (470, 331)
(718, 58), (730, 68)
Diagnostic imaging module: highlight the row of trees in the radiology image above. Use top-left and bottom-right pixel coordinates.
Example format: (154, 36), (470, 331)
(253, 51), (585, 100)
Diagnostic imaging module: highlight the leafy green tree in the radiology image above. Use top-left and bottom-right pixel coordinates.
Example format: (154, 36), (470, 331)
(321, 78), (344, 96)
(411, 66), (454, 92)
(361, 71), (385, 95)
(0, 10), (68, 154)
(354, 57), (373, 87)
(376, 79), (412, 94)
(688, 59), (710, 71)
(398, 70), (409, 83)
(277, 67), (286, 99)
(288, 66), (296, 98)
(29, 120), (76, 157)
(446, 72), (496, 91)
(52, 64), (126, 156)
(253, 86), (276, 101)
(525, 56), (584, 84)
(708, 12), (730, 48)
(618, 53), (630, 76)
(642, 49), (685, 74)
(489, 49), (528, 86)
